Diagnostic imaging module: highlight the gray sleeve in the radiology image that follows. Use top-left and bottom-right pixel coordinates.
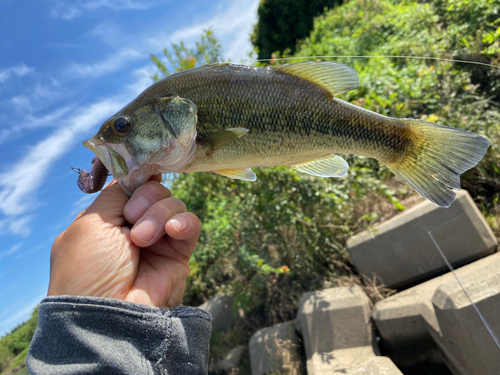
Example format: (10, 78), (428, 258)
(26, 296), (212, 375)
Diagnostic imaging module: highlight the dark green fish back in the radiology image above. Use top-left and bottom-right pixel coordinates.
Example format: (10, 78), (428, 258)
(145, 63), (408, 161)
(139, 62), (489, 207)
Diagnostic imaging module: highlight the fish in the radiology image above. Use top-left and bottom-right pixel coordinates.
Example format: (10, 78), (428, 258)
(83, 61), (490, 207)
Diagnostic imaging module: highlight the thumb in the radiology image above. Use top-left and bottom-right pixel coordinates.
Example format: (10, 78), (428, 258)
(85, 180), (129, 219)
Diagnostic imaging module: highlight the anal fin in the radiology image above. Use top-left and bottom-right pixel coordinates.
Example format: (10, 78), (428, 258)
(212, 168), (257, 181)
(289, 154), (348, 177)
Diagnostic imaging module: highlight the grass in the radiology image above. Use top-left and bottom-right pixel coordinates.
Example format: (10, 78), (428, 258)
(0, 346), (29, 375)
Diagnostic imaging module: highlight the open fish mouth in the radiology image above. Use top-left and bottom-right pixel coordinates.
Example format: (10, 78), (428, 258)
(83, 137), (150, 196)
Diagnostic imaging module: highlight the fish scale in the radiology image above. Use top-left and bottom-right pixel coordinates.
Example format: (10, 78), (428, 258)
(83, 61), (490, 207)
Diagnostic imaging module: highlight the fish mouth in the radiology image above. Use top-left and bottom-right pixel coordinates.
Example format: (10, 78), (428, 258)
(83, 137), (153, 196)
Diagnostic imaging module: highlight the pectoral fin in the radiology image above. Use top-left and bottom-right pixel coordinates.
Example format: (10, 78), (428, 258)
(289, 154), (348, 177)
(212, 168), (257, 181)
(200, 128), (249, 151)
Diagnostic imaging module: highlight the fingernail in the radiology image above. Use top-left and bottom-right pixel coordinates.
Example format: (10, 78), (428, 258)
(133, 219), (156, 243)
(170, 217), (188, 232)
(125, 196), (149, 222)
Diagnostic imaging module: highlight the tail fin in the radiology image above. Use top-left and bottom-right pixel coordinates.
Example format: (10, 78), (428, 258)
(386, 119), (490, 207)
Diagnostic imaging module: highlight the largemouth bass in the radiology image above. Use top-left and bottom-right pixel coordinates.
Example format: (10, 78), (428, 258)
(83, 62), (490, 207)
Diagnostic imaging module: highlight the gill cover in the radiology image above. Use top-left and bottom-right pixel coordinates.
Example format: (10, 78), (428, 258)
(84, 96), (198, 195)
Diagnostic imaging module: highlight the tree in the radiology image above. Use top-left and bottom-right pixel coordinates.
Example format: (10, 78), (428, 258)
(251, 0), (342, 60)
(150, 28), (223, 81)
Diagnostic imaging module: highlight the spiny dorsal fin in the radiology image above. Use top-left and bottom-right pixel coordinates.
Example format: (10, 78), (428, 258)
(203, 62), (231, 68)
(212, 168), (257, 181)
(289, 154), (349, 177)
(200, 128), (249, 151)
(274, 62), (359, 95)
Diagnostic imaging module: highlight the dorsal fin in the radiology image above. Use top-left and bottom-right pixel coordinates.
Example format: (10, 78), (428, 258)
(274, 62), (359, 95)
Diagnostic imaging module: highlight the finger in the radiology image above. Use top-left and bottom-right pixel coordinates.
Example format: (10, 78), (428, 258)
(144, 212), (201, 262)
(142, 213), (200, 276)
(124, 181), (172, 224)
(165, 212), (201, 250)
(149, 174), (162, 183)
(130, 197), (186, 247)
(165, 213), (201, 240)
(143, 236), (191, 274)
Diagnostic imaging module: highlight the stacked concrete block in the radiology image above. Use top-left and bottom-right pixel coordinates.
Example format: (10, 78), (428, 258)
(373, 252), (500, 375)
(347, 190), (497, 288)
(348, 357), (403, 375)
(432, 256), (500, 375)
(249, 321), (302, 375)
(295, 285), (380, 374)
(198, 294), (238, 330)
(209, 345), (247, 373)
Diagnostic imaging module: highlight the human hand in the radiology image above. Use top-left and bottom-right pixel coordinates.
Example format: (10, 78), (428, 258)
(48, 176), (201, 308)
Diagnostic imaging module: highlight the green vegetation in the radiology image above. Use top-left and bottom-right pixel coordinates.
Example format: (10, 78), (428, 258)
(251, 0), (342, 60)
(4, 1), (499, 373)
(150, 28), (223, 80)
(151, 0), (500, 358)
(0, 307), (38, 373)
(289, 0), (500, 205)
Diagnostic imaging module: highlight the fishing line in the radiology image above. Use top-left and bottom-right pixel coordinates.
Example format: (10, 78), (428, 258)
(67, 143), (82, 174)
(252, 55), (500, 345)
(249, 55), (500, 70)
(428, 214), (500, 352)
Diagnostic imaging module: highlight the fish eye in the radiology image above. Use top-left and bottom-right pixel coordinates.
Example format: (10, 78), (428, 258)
(112, 116), (132, 136)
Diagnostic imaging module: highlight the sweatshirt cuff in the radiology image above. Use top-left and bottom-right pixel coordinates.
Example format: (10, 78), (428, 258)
(27, 296), (212, 375)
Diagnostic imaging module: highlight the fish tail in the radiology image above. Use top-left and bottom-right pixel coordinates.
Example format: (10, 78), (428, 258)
(385, 119), (490, 207)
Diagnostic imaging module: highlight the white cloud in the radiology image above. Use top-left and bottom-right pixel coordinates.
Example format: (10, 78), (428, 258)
(50, 0), (154, 20)
(50, 2), (82, 20)
(8, 216), (34, 236)
(0, 104), (76, 145)
(0, 64), (34, 84)
(0, 0), (260, 236)
(0, 98), (125, 218)
(10, 95), (31, 109)
(33, 82), (61, 100)
(66, 0), (258, 81)
(0, 242), (23, 260)
(145, 0), (259, 62)
(10, 65), (34, 77)
(67, 48), (141, 78)
(208, 0), (259, 62)
(127, 65), (157, 95)
(82, 0), (154, 11)
(88, 21), (122, 45)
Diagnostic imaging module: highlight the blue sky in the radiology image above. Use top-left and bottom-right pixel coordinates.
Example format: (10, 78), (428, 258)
(0, 0), (260, 335)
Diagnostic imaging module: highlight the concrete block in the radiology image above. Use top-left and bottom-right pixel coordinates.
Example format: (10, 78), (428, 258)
(249, 321), (301, 375)
(296, 285), (379, 374)
(432, 258), (500, 375)
(198, 294), (237, 330)
(209, 345), (246, 373)
(348, 357), (403, 375)
(373, 252), (500, 374)
(347, 190), (496, 288)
